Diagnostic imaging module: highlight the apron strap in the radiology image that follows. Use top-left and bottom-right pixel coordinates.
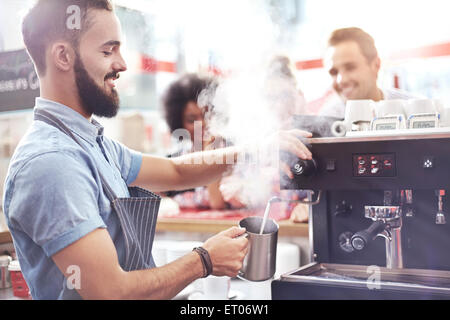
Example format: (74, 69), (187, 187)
(34, 109), (118, 202)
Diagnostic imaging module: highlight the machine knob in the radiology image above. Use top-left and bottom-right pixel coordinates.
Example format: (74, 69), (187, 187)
(351, 221), (386, 251)
(291, 159), (317, 177)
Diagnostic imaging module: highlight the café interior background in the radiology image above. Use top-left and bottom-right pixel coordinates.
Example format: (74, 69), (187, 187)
(1, 0), (450, 229)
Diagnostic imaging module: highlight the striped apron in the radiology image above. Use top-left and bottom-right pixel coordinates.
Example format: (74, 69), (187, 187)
(34, 109), (160, 272)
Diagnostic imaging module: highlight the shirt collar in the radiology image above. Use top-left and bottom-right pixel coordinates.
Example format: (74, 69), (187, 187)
(34, 98), (104, 146)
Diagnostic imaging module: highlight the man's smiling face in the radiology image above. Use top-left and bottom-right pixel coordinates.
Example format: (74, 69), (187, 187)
(74, 9), (127, 118)
(325, 40), (380, 102)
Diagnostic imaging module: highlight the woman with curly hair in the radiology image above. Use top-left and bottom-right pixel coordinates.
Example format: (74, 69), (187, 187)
(162, 73), (231, 210)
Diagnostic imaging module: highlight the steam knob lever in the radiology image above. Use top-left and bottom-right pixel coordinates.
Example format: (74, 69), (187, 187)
(351, 221), (386, 251)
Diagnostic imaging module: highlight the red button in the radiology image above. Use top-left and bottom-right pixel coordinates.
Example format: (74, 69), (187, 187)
(384, 160), (392, 168)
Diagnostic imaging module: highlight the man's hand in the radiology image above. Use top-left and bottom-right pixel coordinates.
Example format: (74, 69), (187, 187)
(202, 227), (249, 277)
(268, 129), (313, 179)
(277, 129), (313, 159)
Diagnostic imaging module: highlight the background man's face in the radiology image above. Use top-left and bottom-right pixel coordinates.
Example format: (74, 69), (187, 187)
(325, 40), (380, 101)
(75, 9), (127, 117)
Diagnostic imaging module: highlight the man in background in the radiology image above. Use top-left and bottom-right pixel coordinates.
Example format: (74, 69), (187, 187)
(319, 27), (420, 119)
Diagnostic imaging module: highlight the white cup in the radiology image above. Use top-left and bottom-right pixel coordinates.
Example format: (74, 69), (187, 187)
(203, 276), (230, 300)
(433, 99), (450, 128)
(375, 100), (406, 118)
(434, 99), (445, 115)
(344, 100), (375, 124)
(405, 99), (436, 119)
(440, 107), (450, 128)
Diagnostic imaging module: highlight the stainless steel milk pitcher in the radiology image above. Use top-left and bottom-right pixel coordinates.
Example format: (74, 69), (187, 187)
(238, 216), (279, 281)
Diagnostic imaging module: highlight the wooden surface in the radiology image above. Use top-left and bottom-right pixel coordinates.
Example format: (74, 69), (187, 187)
(0, 231), (12, 244)
(156, 217), (309, 237)
(0, 219), (309, 245)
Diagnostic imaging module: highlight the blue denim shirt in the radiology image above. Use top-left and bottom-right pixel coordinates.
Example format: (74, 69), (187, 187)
(2, 98), (143, 299)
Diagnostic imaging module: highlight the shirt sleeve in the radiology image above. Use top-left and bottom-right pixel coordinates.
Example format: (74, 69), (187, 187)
(103, 138), (143, 185)
(7, 151), (107, 257)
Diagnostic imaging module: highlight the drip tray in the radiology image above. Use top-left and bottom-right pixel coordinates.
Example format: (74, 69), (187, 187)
(280, 263), (450, 295)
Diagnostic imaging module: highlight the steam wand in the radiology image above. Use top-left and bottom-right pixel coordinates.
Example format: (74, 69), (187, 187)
(269, 191), (322, 206)
(258, 192), (322, 235)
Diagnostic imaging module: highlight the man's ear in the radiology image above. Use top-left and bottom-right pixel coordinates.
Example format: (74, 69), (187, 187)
(373, 56), (381, 73)
(49, 42), (76, 72)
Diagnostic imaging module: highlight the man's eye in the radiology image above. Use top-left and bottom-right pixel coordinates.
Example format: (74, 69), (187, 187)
(345, 64), (356, 71)
(103, 51), (112, 57)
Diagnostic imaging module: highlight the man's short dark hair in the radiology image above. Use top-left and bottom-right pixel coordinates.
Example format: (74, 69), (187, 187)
(22, 0), (114, 76)
(328, 27), (378, 62)
(162, 74), (215, 133)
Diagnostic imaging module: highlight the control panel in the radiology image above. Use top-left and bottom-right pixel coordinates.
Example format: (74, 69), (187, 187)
(353, 153), (396, 177)
(283, 136), (450, 191)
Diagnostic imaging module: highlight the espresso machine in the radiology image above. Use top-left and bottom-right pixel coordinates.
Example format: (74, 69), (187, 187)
(272, 99), (450, 299)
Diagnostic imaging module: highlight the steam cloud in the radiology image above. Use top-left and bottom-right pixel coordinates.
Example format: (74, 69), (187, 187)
(194, 1), (307, 208)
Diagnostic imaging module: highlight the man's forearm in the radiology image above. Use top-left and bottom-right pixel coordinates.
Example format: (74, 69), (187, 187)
(121, 251), (204, 300)
(134, 129), (312, 192)
(170, 130), (314, 188)
(169, 146), (245, 191)
(132, 146), (248, 192)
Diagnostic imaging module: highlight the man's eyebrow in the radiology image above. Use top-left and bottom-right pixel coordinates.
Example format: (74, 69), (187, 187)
(101, 40), (121, 48)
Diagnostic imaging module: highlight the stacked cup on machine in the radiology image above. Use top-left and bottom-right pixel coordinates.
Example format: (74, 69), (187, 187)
(332, 98), (449, 136)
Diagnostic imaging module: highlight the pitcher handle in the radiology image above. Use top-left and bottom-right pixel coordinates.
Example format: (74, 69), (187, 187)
(235, 232), (250, 282)
(234, 232), (249, 239)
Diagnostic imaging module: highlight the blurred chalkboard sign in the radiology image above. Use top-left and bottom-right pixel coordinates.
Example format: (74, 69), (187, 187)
(0, 48), (39, 112)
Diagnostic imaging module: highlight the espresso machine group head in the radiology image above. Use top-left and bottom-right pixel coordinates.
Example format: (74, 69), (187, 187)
(351, 199), (403, 269)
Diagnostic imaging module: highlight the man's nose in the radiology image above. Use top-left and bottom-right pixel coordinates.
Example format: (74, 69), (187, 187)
(113, 53), (127, 72)
(335, 73), (350, 88)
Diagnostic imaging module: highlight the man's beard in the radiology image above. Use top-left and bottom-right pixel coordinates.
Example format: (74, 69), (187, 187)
(74, 53), (120, 118)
